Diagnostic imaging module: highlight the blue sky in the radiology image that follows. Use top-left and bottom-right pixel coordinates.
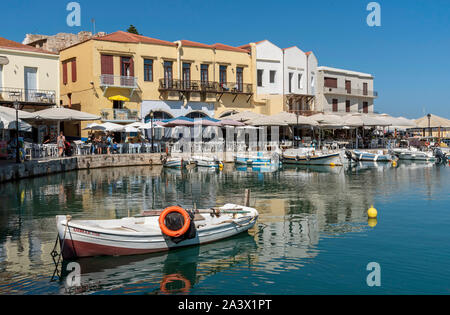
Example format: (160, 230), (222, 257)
(2, 0), (449, 119)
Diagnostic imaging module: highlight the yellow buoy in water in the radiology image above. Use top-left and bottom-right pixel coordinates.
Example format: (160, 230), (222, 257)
(392, 160), (397, 167)
(367, 205), (378, 218)
(368, 218), (378, 227)
(329, 162), (336, 167)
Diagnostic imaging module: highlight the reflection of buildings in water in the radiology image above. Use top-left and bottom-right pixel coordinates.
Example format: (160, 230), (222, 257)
(252, 213), (319, 272)
(59, 234), (257, 294)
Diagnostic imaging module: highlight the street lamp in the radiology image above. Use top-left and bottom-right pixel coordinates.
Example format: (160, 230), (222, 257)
(427, 113), (432, 137)
(14, 101), (20, 163)
(149, 110), (154, 153)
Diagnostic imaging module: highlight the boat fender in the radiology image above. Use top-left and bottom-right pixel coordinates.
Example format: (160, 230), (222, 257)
(295, 155), (300, 161)
(159, 206), (193, 239)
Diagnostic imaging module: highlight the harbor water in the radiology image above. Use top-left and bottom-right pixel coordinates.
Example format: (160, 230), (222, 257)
(0, 162), (449, 294)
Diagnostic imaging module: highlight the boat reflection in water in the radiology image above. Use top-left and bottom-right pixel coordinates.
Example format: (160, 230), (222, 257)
(60, 233), (257, 294)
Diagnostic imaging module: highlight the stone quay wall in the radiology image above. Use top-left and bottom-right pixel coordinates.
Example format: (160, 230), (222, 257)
(0, 153), (165, 183)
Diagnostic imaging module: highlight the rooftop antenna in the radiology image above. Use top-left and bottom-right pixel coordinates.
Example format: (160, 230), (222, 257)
(91, 18), (96, 35)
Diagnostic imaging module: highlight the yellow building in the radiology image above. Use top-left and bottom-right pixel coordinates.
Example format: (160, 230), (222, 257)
(59, 31), (262, 139)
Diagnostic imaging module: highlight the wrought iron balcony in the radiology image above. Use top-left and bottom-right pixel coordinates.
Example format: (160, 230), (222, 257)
(159, 79), (253, 95)
(0, 87), (56, 105)
(100, 75), (138, 88)
(323, 86), (378, 98)
(100, 108), (140, 122)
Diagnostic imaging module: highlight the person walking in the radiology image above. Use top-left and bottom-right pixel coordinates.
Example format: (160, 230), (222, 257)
(57, 131), (66, 157)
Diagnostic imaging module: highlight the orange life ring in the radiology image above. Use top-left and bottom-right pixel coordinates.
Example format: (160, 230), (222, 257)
(160, 273), (191, 293)
(159, 206), (191, 238)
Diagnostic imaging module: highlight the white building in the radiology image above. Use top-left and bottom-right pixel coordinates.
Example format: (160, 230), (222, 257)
(0, 36), (59, 111)
(316, 66), (377, 114)
(283, 47), (318, 114)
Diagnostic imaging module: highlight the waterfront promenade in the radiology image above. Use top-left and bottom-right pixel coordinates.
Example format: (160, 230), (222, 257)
(0, 153), (165, 183)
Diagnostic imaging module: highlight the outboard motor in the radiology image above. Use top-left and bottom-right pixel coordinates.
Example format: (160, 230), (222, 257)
(434, 148), (448, 164)
(345, 150), (356, 162)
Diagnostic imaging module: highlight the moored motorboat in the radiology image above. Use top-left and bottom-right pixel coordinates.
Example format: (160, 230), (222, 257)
(55, 204), (258, 260)
(235, 152), (280, 166)
(282, 148), (343, 166)
(391, 148), (436, 162)
(345, 149), (394, 162)
(163, 157), (196, 169)
(192, 156), (223, 169)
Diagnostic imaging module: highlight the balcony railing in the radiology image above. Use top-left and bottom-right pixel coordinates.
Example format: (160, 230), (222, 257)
(288, 110), (322, 116)
(101, 108), (140, 122)
(0, 87), (56, 105)
(100, 75), (138, 88)
(159, 79), (252, 94)
(323, 86), (378, 98)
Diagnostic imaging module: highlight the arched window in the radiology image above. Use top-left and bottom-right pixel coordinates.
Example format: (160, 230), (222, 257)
(185, 111), (208, 119)
(144, 110), (173, 122)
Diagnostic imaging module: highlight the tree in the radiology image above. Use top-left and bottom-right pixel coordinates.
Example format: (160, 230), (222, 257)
(127, 25), (140, 35)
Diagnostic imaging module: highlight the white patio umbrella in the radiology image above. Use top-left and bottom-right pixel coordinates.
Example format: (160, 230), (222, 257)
(32, 107), (100, 121)
(0, 106), (38, 120)
(83, 122), (125, 132)
(270, 111), (318, 126)
(138, 122), (165, 130)
(123, 125), (140, 133)
(0, 111), (32, 132)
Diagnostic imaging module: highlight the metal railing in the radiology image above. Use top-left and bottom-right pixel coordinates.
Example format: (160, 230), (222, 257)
(100, 75), (138, 88)
(159, 79), (253, 94)
(100, 108), (140, 122)
(0, 87), (56, 104)
(323, 86), (378, 98)
(288, 110), (322, 116)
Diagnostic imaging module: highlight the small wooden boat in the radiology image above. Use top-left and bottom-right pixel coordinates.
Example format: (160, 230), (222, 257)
(56, 204), (258, 260)
(345, 149), (393, 162)
(192, 156), (223, 169)
(282, 148), (343, 166)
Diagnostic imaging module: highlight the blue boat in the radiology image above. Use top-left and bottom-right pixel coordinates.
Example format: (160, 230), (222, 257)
(346, 150), (393, 162)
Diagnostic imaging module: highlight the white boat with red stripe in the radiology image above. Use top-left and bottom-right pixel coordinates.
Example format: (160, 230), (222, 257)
(56, 204), (258, 260)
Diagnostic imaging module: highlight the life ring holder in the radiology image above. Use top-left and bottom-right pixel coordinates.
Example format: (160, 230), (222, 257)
(159, 206), (191, 238)
(160, 273), (191, 294)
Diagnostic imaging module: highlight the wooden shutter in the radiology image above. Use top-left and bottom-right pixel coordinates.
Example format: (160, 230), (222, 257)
(71, 59), (77, 82)
(101, 55), (114, 75)
(129, 57), (134, 77)
(324, 77), (337, 88)
(62, 61), (68, 85)
(363, 83), (368, 95)
(345, 80), (351, 93)
(332, 99), (338, 112)
(346, 100), (350, 112)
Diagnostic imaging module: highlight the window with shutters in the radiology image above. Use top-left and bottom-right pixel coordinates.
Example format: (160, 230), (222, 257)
(144, 59), (153, 82)
(324, 77), (338, 88)
(62, 61), (68, 85)
(71, 59), (77, 83)
(332, 99), (338, 112)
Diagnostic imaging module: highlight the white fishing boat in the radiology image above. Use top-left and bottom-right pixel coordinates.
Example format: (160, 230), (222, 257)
(192, 156), (223, 169)
(391, 148), (436, 162)
(282, 148), (343, 166)
(163, 157), (195, 169)
(56, 204), (258, 259)
(345, 149), (394, 162)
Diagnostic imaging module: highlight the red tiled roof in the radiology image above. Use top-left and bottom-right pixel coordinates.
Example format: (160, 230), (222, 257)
(305, 51), (312, 55)
(178, 40), (212, 49)
(95, 31), (176, 46)
(0, 36), (57, 55)
(212, 43), (249, 53)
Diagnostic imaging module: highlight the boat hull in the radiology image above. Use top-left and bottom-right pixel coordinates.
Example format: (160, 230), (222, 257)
(350, 150), (393, 162)
(392, 150), (436, 162)
(56, 205), (258, 260)
(282, 153), (342, 166)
